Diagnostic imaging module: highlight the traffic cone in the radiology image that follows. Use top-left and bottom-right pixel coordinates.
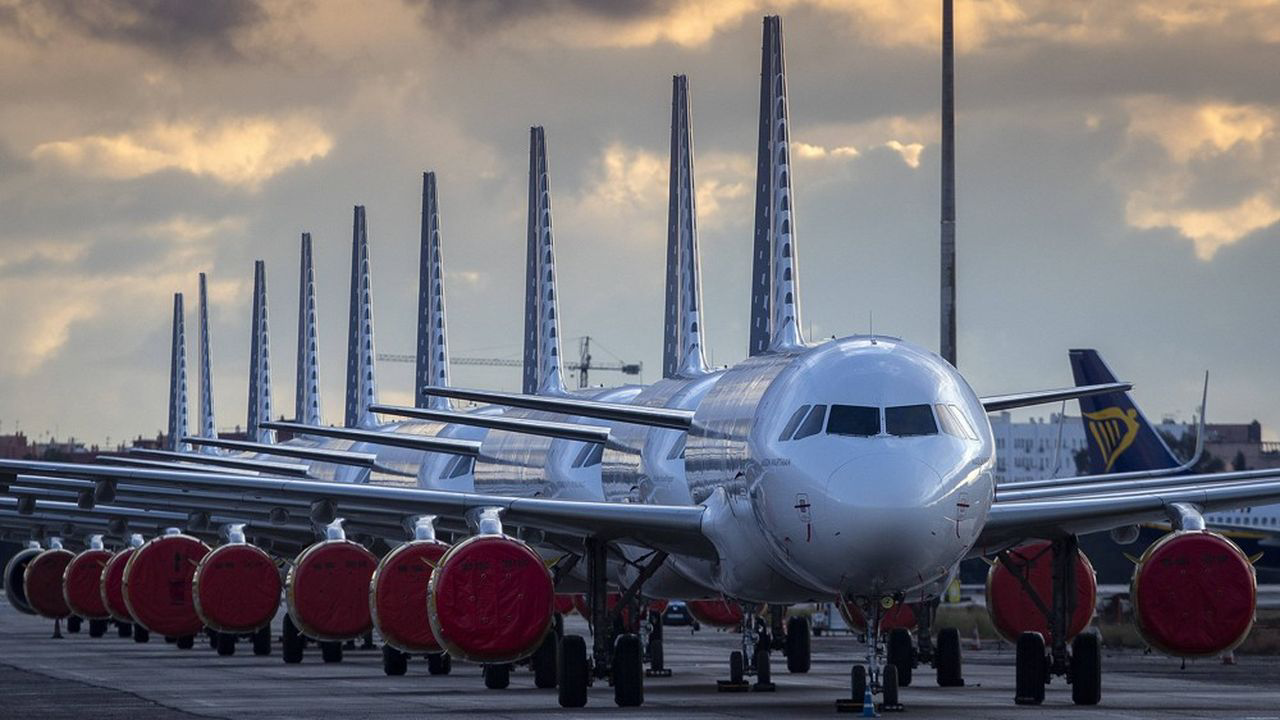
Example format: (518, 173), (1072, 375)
(860, 683), (878, 717)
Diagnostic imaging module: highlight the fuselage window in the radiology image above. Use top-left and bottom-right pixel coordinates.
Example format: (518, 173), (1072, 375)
(778, 405), (811, 441)
(792, 404), (828, 440)
(885, 404), (938, 437)
(827, 405), (880, 437)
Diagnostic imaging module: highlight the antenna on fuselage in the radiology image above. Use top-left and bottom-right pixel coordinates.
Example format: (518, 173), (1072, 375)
(940, 0), (958, 367)
(663, 75), (709, 379)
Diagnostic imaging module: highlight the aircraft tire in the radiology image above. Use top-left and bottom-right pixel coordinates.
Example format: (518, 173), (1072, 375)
(1071, 632), (1102, 705)
(88, 619), (108, 638)
(1014, 631), (1046, 705)
(483, 663), (510, 690)
(531, 631), (558, 689)
(282, 615), (303, 663)
(754, 644), (772, 686)
(557, 635), (589, 708)
(216, 632), (236, 656)
(117, 622), (133, 638)
(176, 634), (195, 650)
(67, 616), (82, 633)
(382, 645), (408, 676)
(785, 616), (811, 673)
(936, 627), (964, 686)
(887, 627), (913, 686)
(252, 625), (272, 656)
(427, 652), (451, 675)
(133, 627), (150, 644)
(851, 664), (866, 702)
(729, 650), (744, 684)
(882, 663), (900, 708)
(320, 641), (343, 663)
(207, 629), (219, 649)
(613, 633), (644, 707)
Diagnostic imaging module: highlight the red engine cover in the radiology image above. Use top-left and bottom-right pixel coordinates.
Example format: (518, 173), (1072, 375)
(100, 548), (136, 622)
(370, 540), (449, 653)
(123, 534), (210, 637)
(686, 598), (743, 628)
(193, 543), (282, 633)
(555, 594), (576, 615)
(24, 548), (74, 619)
(986, 541), (1096, 644)
(838, 600), (917, 633)
(286, 539), (377, 640)
(428, 535), (554, 663)
(1132, 531), (1256, 657)
(63, 549), (112, 620)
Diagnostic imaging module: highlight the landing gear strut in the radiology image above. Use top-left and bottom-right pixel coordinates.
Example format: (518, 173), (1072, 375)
(836, 599), (903, 714)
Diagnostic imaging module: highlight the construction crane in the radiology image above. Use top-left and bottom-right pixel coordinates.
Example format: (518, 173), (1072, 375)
(377, 336), (641, 389)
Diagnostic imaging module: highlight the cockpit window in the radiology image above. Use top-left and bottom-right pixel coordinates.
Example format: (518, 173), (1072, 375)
(440, 455), (473, 479)
(572, 443), (604, 468)
(935, 403), (977, 440)
(792, 404), (828, 440)
(827, 405), (880, 437)
(885, 404), (938, 437)
(667, 435), (687, 460)
(778, 405), (811, 441)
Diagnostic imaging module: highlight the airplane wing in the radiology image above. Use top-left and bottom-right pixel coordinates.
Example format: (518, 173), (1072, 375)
(978, 382), (1133, 412)
(419, 387), (694, 429)
(0, 460), (715, 559)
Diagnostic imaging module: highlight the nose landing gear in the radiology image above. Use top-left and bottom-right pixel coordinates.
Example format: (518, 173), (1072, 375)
(836, 598), (906, 714)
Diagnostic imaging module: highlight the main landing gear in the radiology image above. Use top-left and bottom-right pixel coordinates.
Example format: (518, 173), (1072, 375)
(1006, 535), (1101, 706)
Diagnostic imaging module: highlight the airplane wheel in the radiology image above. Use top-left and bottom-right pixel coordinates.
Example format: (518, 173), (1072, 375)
(117, 622), (133, 638)
(727, 648), (747, 681)
(785, 616), (811, 673)
(851, 664), (866, 702)
(558, 634), (589, 708)
(1015, 631), (1046, 705)
(282, 615), (303, 664)
(165, 636), (176, 644)
(532, 631), (558, 689)
(754, 644), (772, 686)
(321, 641), (343, 663)
(89, 619), (108, 638)
(216, 632), (236, 656)
(936, 627), (964, 687)
(133, 627), (150, 644)
(1071, 632), (1102, 705)
(882, 663), (901, 710)
(207, 629), (219, 649)
(177, 635), (195, 650)
(427, 652), (451, 675)
(887, 627), (913, 686)
(252, 625), (272, 656)
(382, 645), (408, 676)
(613, 633), (644, 707)
(67, 616), (82, 633)
(484, 663), (511, 690)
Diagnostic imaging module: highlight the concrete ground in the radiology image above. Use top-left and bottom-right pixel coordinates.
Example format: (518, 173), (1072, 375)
(2, 600), (1278, 719)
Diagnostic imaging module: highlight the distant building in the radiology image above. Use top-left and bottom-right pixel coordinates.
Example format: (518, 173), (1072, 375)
(990, 412), (1089, 484)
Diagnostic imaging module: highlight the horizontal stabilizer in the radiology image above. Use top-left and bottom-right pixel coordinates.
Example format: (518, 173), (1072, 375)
(261, 421), (480, 457)
(181, 436), (413, 477)
(126, 449), (312, 478)
(420, 387), (694, 430)
(370, 404), (609, 444)
(979, 382), (1132, 413)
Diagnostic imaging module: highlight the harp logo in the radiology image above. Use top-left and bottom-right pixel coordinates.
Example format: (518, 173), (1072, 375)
(1084, 406), (1140, 472)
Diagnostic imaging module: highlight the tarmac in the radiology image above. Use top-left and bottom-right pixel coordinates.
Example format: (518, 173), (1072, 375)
(2, 599), (1279, 719)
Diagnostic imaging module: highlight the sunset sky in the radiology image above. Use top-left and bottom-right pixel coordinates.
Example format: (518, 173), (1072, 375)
(1, 0), (1278, 445)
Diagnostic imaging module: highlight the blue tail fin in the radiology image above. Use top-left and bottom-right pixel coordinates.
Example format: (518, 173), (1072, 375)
(1069, 349), (1180, 474)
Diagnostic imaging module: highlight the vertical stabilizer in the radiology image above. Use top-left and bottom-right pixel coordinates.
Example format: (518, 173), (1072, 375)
(416, 172), (451, 409)
(749, 15), (804, 356)
(246, 260), (275, 444)
(940, 0), (958, 366)
(522, 127), (566, 396)
(294, 233), (323, 426)
(344, 206), (379, 428)
(196, 274), (217, 451)
(166, 293), (190, 452)
(663, 75), (709, 379)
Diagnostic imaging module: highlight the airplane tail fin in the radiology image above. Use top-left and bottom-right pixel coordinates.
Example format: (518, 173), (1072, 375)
(344, 206), (379, 428)
(663, 75), (709, 379)
(417, 172), (450, 409)
(196, 273), (218, 451)
(247, 260), (275, 444)
(166, 293), (190, 452)
(295, 233), (323, 426)
(522, 127), (566, 396)
(1069, 349), (1182, 474)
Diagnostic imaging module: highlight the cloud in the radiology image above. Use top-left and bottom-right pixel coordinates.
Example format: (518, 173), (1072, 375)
(31, 115), (332, 189)
(883, 140), (924, 168)
(792, 141), (859, 159)
(11, 0), (264, 59)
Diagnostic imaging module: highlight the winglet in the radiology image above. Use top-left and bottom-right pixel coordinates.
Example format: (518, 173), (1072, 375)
(166, 292), (190, 452)
(294, 233), (323, 426)
(344, 206), (379, 428)
(523, 127), (566, 396)
(196, 274), (217, 448)
(247, 260), (275, 444)
(1187, 371), (1209, 470)
(664, 75), (709, 379)
(749, 15), (804, 356)
(417, 172), (451, 409)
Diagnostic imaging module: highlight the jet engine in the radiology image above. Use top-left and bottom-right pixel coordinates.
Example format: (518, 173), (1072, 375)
(63, 548), (113, 621)
(1131, 530), (1255, 657)
(193, 543), (282, 634)
(285, 538), (377, 641)
(837, 599), (917, 634)
(985, 540), (1097, 644)
(427, 534), (555, 663)
(686, 598), (744, 628)
(24, 547), (74, 619)
(100, 548), (137, 623)
(370, 538), (449, 653)
(123, 534), (210, 637)
(3, 546), (42, 615)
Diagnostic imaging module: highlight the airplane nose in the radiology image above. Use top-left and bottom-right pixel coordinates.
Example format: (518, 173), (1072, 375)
(825, 452), (943, 508)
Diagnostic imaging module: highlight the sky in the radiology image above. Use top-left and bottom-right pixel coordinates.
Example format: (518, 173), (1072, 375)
(1, 0), (1278, 447)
